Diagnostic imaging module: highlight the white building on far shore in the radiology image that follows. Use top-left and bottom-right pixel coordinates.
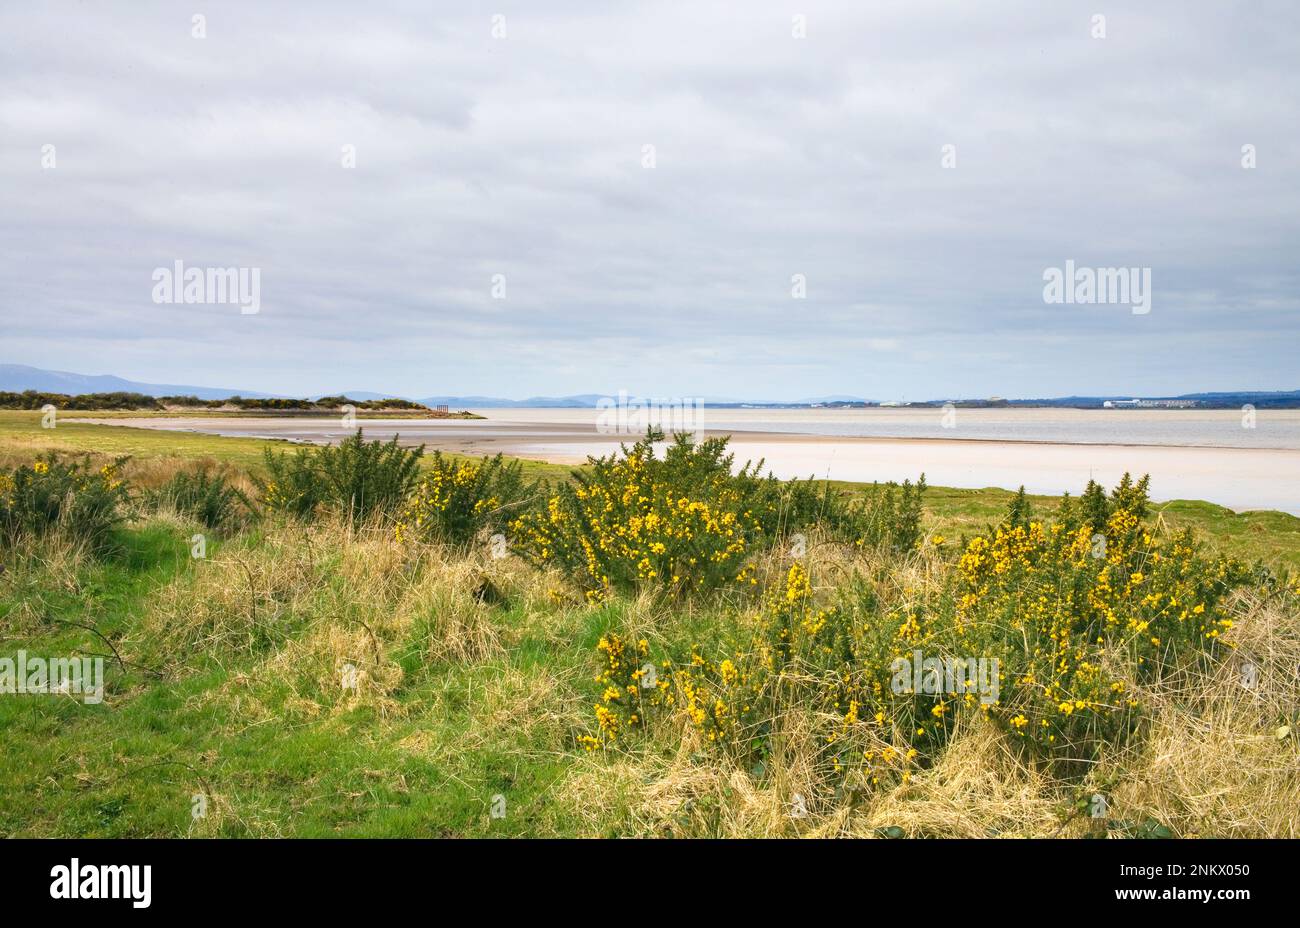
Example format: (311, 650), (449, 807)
(1103, 398), (1197, 409)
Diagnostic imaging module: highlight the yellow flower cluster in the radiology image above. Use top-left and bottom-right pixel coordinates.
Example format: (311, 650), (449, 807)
(396, 460), (488, 542)
(98, 462), (123, 491)
(392, 452), (523, 546)
(511, 436), (767, 596)
(952, 508), (1248, 756)
(578, 634), (668, 751)
(583, 562), (922, 792)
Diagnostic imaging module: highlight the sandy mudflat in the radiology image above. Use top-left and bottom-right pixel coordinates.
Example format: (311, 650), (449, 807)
(75, 412), (1300, 514)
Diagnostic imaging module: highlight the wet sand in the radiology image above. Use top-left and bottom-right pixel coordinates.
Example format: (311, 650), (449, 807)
(74, 413), (1300, 514)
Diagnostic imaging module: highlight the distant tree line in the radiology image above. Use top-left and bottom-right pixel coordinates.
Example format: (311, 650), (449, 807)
(0, 390), (432, 412)
(0, 391), (161, 410)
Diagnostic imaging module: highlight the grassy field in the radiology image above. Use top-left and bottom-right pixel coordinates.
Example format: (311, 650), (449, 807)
(2, 410), (1297, 837)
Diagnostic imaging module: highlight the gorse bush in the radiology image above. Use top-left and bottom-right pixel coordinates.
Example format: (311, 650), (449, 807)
(1066, 472), (1151, 533)
(581, 474), (1258, 797)
(0, 390), (160, 411)
(0, 453), (129, 552)
(951, 479), (1248, 760)
(260, 430), (423, 526)
(510, 430), (858, 598)
(582, 563), (940, 791)
(836, 475), (927, 552)
(150, 465), (252, 531)
(257, 445), (319, 519)
(395, 452), (535, 546)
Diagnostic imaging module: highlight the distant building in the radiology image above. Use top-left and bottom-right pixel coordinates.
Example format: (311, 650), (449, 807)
(1104, 398), (1196, 409)
(436, 404), (449, 413)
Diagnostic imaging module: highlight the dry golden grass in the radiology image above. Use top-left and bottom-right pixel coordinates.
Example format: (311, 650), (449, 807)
(393, 547), (506, 666)
(127, 524), (324, 670)
(847, 714), (1061, 837)
(0, 531), (95, 634)
(1108, 591), (1300, 837)
(124, 515), (575, 728)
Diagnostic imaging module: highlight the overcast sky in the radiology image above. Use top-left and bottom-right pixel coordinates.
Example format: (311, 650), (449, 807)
(2, 1), (1297, 400)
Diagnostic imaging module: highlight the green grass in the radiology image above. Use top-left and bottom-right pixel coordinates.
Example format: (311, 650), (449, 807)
(0, 409), (277, 472)
(0, 410), (572, 484)
(0, 522), (597, 837)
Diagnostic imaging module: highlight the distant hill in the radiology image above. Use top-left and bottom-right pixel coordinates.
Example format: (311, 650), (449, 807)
(1010, 390), (1300, 409)
(419, 394), (607, 408)
(4, 364), (1297, 409)
(0, 364), (275, 401)
(0, 365), (602, 407)
(1178, 390), (1300, 404)
(418, 394), (764, 408)
(795, 395), (870, 405)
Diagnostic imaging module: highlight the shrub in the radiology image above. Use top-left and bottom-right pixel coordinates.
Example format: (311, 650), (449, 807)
(0, 453), (130, 552)
(581, 475), (1257, 793)
(510, 429), (845, 598)
(1067, 473), (1150, 535)
(151, 465), (252, 530)
(952, 487), (1249, 760)
(581, 563), (936, 793)
(1005, 485), (1032, 530)
(395, 452), (535, 546)
(258, 445), (321, 519)
(835, 475), (927, 552)
(670, 563), (932, 768)
(259, 430), (423, 526)
(0, 390), (160, 411)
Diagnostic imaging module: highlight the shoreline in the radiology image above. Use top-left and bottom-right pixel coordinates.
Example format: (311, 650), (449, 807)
(68, 414), (1300, 515)
(65, 414), (1300, 452)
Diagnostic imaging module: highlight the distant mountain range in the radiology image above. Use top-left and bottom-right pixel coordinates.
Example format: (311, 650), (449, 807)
(1006, 391), (1300, 409)
(3, 364), (1298, 409)
(0, 364), (277, 400)
(420, 394), (611, 408)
